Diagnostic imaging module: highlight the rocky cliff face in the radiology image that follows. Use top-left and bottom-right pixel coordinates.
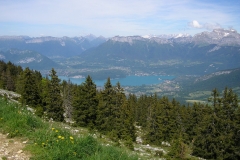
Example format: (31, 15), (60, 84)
(110, 29), (240, 46)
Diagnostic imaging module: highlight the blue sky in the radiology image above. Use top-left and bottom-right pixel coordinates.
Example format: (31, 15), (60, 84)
(0, 0), (239, 37)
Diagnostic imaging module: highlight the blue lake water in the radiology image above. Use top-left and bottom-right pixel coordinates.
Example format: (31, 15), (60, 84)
(59, 75), (175, 86)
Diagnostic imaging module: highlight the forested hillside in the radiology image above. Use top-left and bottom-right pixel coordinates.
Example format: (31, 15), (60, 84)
(0, 60), (239, 159)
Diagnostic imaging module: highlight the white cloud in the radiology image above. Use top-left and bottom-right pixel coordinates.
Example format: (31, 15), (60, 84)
(189, 20), (202, 28)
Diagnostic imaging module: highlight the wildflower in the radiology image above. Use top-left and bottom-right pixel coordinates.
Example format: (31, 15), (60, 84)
(58, 136), (62, 139)
(51, 128), (55, 131)
(42, 143), (45, 147)
(70, 136), (74, 140)
(34, 143), (37, 145)
(61, 137), (64, 140)
(55, 130), (59, 133)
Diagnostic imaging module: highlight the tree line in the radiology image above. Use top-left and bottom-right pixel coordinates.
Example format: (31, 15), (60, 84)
(0, 60), (239, 159)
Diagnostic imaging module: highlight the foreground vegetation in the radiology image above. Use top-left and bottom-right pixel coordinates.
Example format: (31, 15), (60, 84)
(0, 98), (138, 160)
(1, 60), (240, 159)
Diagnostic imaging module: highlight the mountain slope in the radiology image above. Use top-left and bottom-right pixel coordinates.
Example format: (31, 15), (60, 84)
(0, 35), (107, 58)
(0, 49), (62, 70)
(186, 68), (240, 92)
(71, 29), (240, 76)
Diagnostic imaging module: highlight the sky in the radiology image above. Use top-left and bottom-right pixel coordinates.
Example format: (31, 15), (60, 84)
(0, 0), (240, 37)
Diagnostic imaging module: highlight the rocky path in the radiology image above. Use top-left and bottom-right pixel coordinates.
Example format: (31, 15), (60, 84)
(0, 133), (31, 160)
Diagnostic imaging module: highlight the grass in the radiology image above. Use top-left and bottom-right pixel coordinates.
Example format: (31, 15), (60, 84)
(0, 98), (138, 160)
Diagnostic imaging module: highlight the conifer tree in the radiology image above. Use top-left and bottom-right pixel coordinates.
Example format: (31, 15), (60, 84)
(46, 68), (64, 121)
(233, 102), (240, 159)
(155, 96), (177, 142)
(0, 71), (7, 89)
(73, 75), (98, 129)
(145, 94), (161, 145)
(113, 82), (126, 136)
(184, 102), (205, 143)
(5, 68), (15, 91)
(96, 78), (116, 135)
(16, 67), (41, 107)
(40, 76), (50, 110)
(135, 95), (149, 127)
(120, 99), (136, 149)
(62, 79), (74, 122)
(193, 88), (240, 159)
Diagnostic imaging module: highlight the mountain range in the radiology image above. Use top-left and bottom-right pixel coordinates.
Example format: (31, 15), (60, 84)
(67, 29), (240, 77)
(0, 28), (240, 78)
(0, 35), (107, 58)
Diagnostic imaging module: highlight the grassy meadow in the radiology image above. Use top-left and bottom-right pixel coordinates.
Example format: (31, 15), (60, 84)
(0, 97), (138, 160)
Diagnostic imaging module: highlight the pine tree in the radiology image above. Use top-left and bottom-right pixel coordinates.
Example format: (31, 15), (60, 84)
(113, 82), (126, 137)
(16, 67), (41, 107)
(62, 79), (74, 122)
(120, 99), (136, 149)
(145, 94), (161, 145)
(73, 75), (98, 129)
(156, 96), (177, 142)
(135, 95), (149, 127)
(193, 88), (240, 159)
(0, 71), (7, 89)
(96, 78), (116, 135)
(40, 76), (50, 110)
(5, 68), (15, 91)
(233, 102), (240, 159)
(46, 68), (64, 122)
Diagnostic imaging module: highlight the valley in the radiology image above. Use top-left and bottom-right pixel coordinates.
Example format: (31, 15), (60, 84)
(0, 29), (240, 104)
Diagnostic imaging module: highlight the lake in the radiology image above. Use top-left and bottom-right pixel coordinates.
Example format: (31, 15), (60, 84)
(59, 75), (175, 86)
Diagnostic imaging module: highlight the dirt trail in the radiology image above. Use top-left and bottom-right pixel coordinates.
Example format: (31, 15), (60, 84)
(0, 133), (31, 160)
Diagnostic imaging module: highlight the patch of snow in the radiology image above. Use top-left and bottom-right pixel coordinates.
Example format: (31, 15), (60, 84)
(60, 41), (65, 46)
(224, 33), (229, 37)
(142, 35), (151, 39)
(174, 33), (190, 38)
(111, 36), (145, 44)
(208, 46), (221, 52)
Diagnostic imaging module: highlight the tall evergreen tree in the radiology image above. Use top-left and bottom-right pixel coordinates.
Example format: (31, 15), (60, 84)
(16, 67), (41, 107)
(96, 78), (116, 135)
(46, 68), (64, 122)
(156, 96), (177, 142)
(144, 94), (161, 145)
(120, 99), (136, 149)
(5, 68), (15, 91)
(62, 79), (74, 122)
(73, 75), (98, 129)
(193, 88), (240, 159)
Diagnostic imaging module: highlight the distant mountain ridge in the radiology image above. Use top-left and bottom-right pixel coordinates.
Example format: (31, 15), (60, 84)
(72, 29), (240, 76)
(110, 29), (240, 46)
(0, 49), (61, 70)
(0, 29), (240, 78)
(0, 35), (107, 58)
